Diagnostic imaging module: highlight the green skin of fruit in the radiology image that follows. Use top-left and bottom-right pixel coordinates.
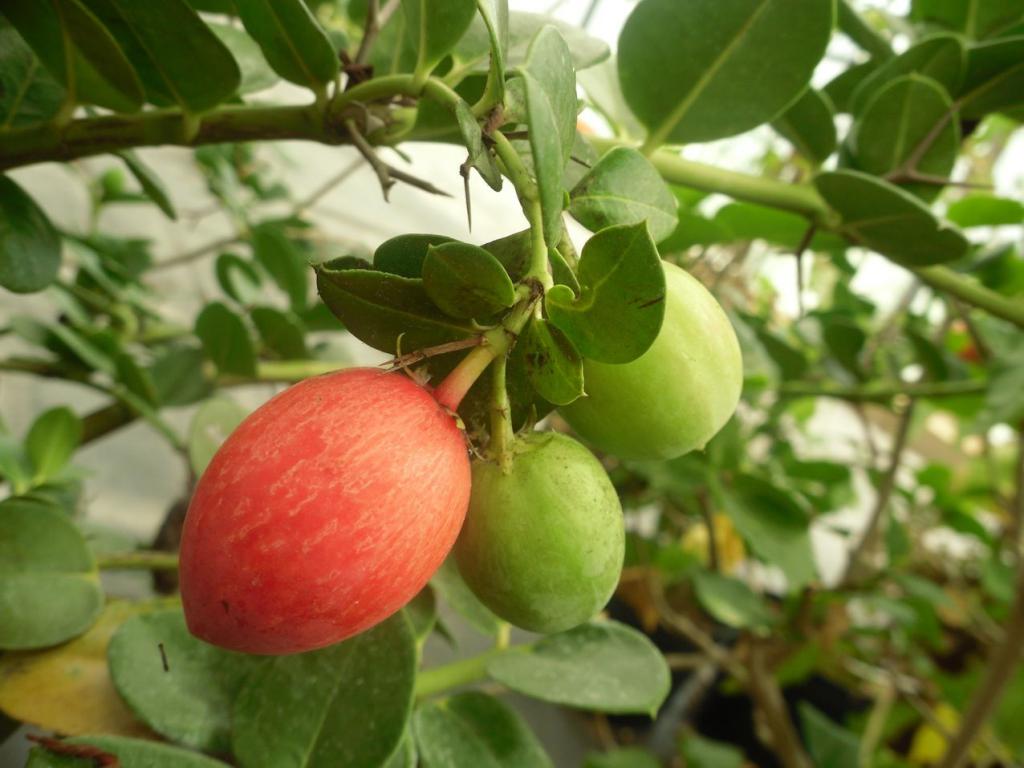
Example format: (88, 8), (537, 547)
(454, 431), (624, 634)
(560, 261), (743, 461)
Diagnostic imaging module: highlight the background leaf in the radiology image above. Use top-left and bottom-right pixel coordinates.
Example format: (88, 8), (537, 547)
(194, 302), (258, 377)
(25, 406), (82, 483)
(402, 0), (477, 82)
(771, 87), (837, 165)
(234, 0), (338, 92)
(0, 21), (65, 128)
(0, 175), (62, 294)
(187, 397), (248, 476)
(26, 735), (230, 767)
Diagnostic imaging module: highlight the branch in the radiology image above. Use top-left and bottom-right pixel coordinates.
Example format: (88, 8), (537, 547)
(96, 550), (180, 571)
(937, 427), (1024, 768)
(837, 0), (893, 61)
(779, 379), (985, 402)
(748, 641), (814, 768)
(912, 266), (1024, 331)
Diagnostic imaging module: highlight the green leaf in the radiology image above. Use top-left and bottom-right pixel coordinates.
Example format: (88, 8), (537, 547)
(187, 397), (247, 476)
(414, 692), (553, 768)
(771, 87), (837, 165)
(519, 25), (577, 246)
(0, 21), (65, 129)
(25, 407), (82, 482)
(713, 202), (845, 251)
(2, 0), (144, 112)
(115, 150), (177, 220)
(0, 175), (62, 294)
(518, 317), (584, 406)
(692, 571), (772, 633)
(824, 59), (880, 114)
(402, 0), (477, 83)
(454, 12), (608, 74)
(475, 0), (509, 104)
(617, 0), (834, 145)
(959, 36), (1024, 119)
(798, 703), (859, 768)
(569, 147), (679, 243)
(455, 99), (502, 191)
(76, 0), (240, 112)
(316, 263), (474, 354)
(911, 0), (1024, 40)
(717, 473), (816, 589)
(207, 21), (280, 96)
(847, 74), (959, 201)
(0, 433), (32, 493)
(848, 33), (965, 115)
(814, 170), (969, 267)
(234, 0), (338, 92)
(486, 621), (670, 715)
(251, 222), (310, 310)
(26, 735), (230, 768)
(584, 748), (661, 768)
(679, 736), (745, 768)
(215, 252), (264, 305)
(233, 613), (416, 768)
(404, 588), (437, 643)
(430, 557), (501, 636)
(251, 306), (308, 359)
(149, 344), (214, 406)
(374, 233), (456, 277)
(545, 223), (665, 364)
(947, 194), (1024, 227)
(422, 241), (515, 320)
(0, 499), (103, 650)
(194, 301), (258, 377)
(108, 609), (261, 752)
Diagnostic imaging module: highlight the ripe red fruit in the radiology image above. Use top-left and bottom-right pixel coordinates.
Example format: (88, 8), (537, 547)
(179, 368), (470, 655)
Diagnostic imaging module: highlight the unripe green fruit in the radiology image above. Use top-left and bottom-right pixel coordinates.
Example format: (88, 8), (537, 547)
(560, 261), (742, 460)
(454, 431), (624, 634)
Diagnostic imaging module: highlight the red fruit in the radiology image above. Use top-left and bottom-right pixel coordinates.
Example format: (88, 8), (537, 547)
(179, 368), (470, 655)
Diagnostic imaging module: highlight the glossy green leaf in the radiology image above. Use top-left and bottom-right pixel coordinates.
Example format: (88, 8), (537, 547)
(679, 736), (745, 768)
(115, 150), (176, 220)
(251, 223), (310, 310)
(430, 557), (501, 635)
(317, 262), (474, 354)
(799, 703), (859, 768)
(692, 571), (771, 632)
(617, 0), (834, 145)
(0, 499), (103, 650)
(2, 0), (144, 112)
(455, 99), (502, 191)
(848, 74), (958, 201)
(518, 317), (583, 406)
(0, 175), (62, 294)
(717, 473), (816, 589)
(959, 36), (1024, 119)
(584, 749), (661, 768)
(234, 0), (338, 92)
(194, 301), (258, 377)
(108, 609), (261, 752)
(519, 25), (577, 245)
(545, 223), (665, 364)
(946, 195), (1024, 227)
(233, 613), (416, 768)
(848, 33), (965, 115)
(26, 735), (230, 768)
(771, 87), (837, 165)
(252, 306), (308, 359)
(815, 170), (969, 266)
(402, 0), (477, 82)
(187, 397), (247, 476)
(216, 252), (264, 305)
(0, 21), (65, 128)
(76, 0), (240, 112)
(569, 147), (679, 243)
(207, 21), (280, 95)
(486, 621), (670, 715)
(374, 234), (455, 277)
(911, 0), (1024, 39)
(422, 241), (515, 320)
(415, 693), (552, 768)
(25, 407), (81, 482)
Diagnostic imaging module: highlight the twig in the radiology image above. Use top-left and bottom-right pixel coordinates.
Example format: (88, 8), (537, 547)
(850, 402), (880, 468)
(292, 157), (364, 215)
(382, 337), (483, 371)
(354, 0), (381, 66)
(150, 233), (242, 273)
(345, 119), (451, 200)
(890, 100), (962, 182)
(937, 427), (1024, 768)
(859, 680), (896, 768)
(793, 224), (816, 317)
(840, 399), (916, 586)
(748, 641), (813, 768)
(698, 489), (720, 572)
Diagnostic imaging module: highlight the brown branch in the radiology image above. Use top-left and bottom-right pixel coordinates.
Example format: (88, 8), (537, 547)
(382, 336), (484, 371)
(748, 641), (813, 768)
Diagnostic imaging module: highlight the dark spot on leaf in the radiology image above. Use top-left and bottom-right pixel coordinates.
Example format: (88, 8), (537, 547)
(635, 294), (665, 309)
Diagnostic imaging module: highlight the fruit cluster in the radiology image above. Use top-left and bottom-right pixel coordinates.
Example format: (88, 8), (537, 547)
(179, 261), (742, 654)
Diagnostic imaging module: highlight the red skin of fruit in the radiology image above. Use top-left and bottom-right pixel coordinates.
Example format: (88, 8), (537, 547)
(179, 368), (470, 655)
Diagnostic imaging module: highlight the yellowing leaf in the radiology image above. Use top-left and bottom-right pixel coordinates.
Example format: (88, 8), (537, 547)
(0, 600), (172, 737)
(681, 513), (747, 574)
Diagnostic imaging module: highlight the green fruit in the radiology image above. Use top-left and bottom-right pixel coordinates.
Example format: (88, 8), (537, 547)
(560, 261), (742, 460)
(454, 432), (624, 633)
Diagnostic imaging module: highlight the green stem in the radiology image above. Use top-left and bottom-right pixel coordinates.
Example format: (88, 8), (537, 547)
(837, 0), (894, 61)
(490, 353), (514, 471)
(415, 645), (525, 699)
(779, 379), (986, 402)
(96, 551), (180, 571)
(912, 266), (1024, 331)
(589, 137), (831, 220)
